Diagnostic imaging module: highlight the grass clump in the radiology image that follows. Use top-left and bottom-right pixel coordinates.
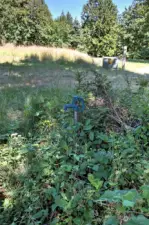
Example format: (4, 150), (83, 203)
(0, 87), (71, 137)
(0, 44), (96, 65)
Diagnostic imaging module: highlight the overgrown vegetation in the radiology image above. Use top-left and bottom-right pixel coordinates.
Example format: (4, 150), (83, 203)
(0, 0), (149, 224)
(0, 67), (149, 224)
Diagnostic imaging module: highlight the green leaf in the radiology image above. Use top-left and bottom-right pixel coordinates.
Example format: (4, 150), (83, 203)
(52, 204), (57, 212)
(3, 198), (12, 208)
(89, 131), (94, 141)
(61, 164), (72, 172)
(84, 125), (93, 131)
(141, 185), (149, 200)
(94, 151), (113, 164)
(98, 133), (109, 142)
(20, 148), (29, 154)
(92, 165), (99, 171)
(122, 200), (135, 208)
(61, 140), (69, 151)
(99, 190), (130, 203)
(73, 218), (82, 225)
(122, 190), (141, 207)
(64, 164), (72, 172)
(55, 196), (68, 209)
(45, 187), (57, 198)
(124, 215), (149, 225)
(88, 174), (103, 190)
(116, 205), (126, 213)
(73, 154), (84, 161)
(32, 209), (48, 219)
(51, 218), (59, 225)
(85, 119), (91, 126)
(99, 189), (141, 205)
(123, 190), (139, 201)
(61, 192), (68, 201)
(104, 216), (119, 225)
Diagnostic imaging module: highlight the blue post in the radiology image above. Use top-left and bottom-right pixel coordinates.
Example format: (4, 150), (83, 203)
(64, 96), (85, 124)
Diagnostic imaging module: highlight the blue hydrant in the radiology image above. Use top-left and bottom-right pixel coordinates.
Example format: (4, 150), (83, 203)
(64, 96), (85, 123)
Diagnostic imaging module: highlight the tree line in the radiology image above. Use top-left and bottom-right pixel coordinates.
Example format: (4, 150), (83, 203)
(0, 0), (149, 59)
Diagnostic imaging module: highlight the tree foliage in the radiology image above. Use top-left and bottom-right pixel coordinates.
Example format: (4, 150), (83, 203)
(51, 11), (79, 48)
(81, 0), (119, 56)
(121, 0), (149, 59)
(0, 0), (53, 45)
(0, 0), (149, 58)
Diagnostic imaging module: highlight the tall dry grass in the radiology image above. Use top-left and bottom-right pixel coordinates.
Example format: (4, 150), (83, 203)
(0, 44), (102, 65)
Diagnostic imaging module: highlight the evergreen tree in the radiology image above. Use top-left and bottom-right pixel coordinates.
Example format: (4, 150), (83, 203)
(0, 0), (53, 45)
(51, 11), (81, 49)
(144, 0), (149, 29)
(70, 18), (81, 48)
(121, 0), (149, 59)
(81, 0), (118, 56)
(52, 12), (72, 48)
(66, 12), (73, 26)
(56, 11), (66, 22)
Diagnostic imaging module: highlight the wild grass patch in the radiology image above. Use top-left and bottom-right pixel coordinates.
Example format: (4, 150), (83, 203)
(0, 44), (97, 65)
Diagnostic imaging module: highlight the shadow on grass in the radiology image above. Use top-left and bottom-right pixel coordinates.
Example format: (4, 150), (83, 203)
(0, 54), (149, 91)
(0, 53), (97, 90)
(21, 53), (96, 69)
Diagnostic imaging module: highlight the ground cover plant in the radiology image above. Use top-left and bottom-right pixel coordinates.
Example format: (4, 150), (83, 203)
(0, 47), (149, 225)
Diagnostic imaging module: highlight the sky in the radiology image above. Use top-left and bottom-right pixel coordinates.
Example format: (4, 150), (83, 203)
(45, 0), (133, 19)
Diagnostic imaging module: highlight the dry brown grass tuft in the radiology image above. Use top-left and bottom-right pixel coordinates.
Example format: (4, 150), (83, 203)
(0, 44), (101, 65)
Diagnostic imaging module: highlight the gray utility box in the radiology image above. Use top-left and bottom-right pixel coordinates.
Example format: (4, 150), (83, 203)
(103, 57), (118, 69)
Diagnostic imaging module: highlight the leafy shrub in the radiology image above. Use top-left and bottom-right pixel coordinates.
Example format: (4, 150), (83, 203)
(128, 48), (149, 60)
